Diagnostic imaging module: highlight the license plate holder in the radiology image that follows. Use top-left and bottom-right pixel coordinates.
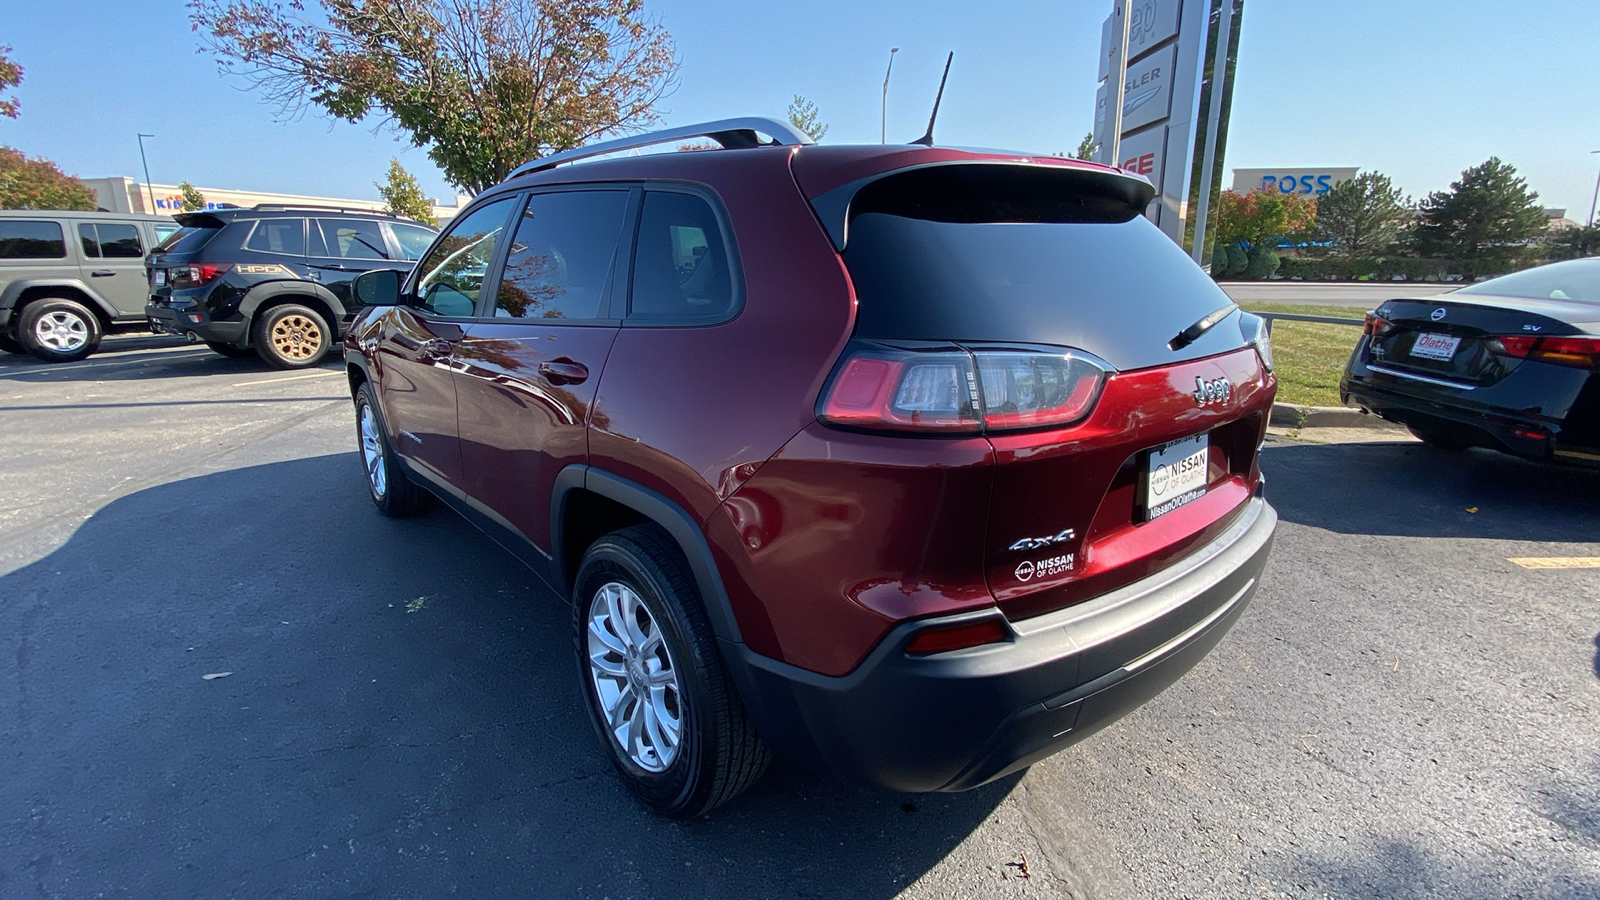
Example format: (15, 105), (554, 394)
(1410, 332), (1461, 362)
(1142, 433), (1210, 521)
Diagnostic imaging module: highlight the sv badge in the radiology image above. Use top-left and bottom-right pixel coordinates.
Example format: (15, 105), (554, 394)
(1193, 376), (1231, 407)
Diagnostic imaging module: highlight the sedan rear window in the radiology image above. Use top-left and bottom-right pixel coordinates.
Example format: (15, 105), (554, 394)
(1455, 259), (1600, 304)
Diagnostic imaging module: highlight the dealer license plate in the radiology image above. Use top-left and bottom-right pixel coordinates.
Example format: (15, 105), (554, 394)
(1143, 434), (1209, 521)
(151, 269), (166, 287)
(1410, 332), (1460, 362)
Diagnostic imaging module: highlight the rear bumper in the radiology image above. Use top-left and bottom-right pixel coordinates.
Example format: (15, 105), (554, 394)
(727, 493), (1276, 792)
(145, 301), (246, 345)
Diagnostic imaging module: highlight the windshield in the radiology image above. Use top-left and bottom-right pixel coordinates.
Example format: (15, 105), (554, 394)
(1455, 258), (1600, 303)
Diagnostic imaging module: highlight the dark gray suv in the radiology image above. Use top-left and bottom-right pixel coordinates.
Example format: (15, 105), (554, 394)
(0, 210), (178, 362)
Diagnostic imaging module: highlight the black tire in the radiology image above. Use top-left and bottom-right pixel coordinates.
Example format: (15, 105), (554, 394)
(253, 303), (332, 369)
(573, 526), (769, 818)
(18, 298), (102, 363)
(205, 341), (256, 359)
(354, 382), (431, 516)
(1407, 425), (1470, 451)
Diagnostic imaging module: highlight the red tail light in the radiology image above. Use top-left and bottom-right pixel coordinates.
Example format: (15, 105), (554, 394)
(818, 342), (1108, 434)
(903, 618), (1009, 654)
(1363, 312), (1393, 337)
(186, 263), (233, 286)
(1488, 335), (1600, 369)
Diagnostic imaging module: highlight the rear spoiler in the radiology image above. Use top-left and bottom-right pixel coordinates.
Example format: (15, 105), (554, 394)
(173, 212), (228, 229)
(808, 161), (1156, 251)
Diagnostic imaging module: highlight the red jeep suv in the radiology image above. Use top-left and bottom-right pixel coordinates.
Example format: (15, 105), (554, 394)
(344, 118), (1278, 817)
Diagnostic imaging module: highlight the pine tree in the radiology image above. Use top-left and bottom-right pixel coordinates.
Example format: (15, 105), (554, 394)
(787, 95), (828, 142)
(1314, 172), (1409, 260)
(1410, 157), (1546, 276)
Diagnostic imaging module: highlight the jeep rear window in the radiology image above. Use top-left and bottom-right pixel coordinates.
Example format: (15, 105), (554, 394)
(839, 165), (1234, 364)
(0, 220), (66, 259)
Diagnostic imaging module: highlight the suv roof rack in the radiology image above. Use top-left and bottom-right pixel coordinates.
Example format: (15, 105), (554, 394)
(510, 116), (814, 179)
(251, 203), (399, 216)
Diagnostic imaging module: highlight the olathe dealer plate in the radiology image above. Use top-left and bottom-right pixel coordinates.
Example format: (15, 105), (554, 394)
(1144, 433), (1209, 520)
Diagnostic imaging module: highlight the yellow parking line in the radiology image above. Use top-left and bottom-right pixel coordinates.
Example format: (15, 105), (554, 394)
(1507, 557), (1600, 569)
(231, 370), (344, 387)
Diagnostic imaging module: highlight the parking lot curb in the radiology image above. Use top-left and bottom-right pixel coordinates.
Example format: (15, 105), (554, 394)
(1269, 402), (1400, 431)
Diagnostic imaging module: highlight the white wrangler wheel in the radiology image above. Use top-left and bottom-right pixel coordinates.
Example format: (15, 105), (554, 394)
(33, 310), (89, 352)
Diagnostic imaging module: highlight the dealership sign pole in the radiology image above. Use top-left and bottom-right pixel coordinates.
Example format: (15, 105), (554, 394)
(1095, 0), (1242, 259)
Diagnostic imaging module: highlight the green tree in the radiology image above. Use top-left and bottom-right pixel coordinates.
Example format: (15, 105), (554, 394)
(189, 0), (678, 194)
(1211, 190), (1317, 280)
(0, 146), (97, 210)
(787, 95), (827, 142)
(375, 157), (436, 225)
(0, 45), (22, 119)
(1545, 224), (1600, 261)
(1409, 157), (1546, 276)
(179, 180), (208, 212)
(1074, 131), (1095, 161)
(1313, 171), (1410, 260)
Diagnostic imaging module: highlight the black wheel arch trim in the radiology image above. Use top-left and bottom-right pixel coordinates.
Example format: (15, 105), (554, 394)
(0, 279), (119, 324)
(239, 282), (348, 338)
(552, 464), (745, 647)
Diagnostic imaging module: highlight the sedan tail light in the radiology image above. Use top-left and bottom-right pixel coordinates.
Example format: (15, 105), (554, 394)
(1488, 335), (1600, 370)
(1363, 312), (1394, 337)
(819, 342), (1108, 434)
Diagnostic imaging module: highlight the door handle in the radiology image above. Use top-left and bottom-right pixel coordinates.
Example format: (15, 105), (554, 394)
(538, 360), (589, 385)
(424, 339), (455, 358)
(90, 270), (115, 277)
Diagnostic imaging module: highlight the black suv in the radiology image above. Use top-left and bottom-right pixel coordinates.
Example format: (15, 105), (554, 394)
(146, 206), (436, 368)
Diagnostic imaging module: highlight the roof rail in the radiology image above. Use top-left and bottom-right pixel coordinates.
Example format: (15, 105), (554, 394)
(509, 117), (814, 179)
(252, 203), (398, 216)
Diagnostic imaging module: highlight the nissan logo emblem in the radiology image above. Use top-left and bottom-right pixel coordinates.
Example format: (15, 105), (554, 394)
(1430, 308), (1447, 322)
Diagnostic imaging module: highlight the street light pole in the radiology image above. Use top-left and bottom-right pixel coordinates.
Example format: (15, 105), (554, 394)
(1588, 149), (1600, 227)
(881, 48), (899, 144)
(136, 133), (157, 214)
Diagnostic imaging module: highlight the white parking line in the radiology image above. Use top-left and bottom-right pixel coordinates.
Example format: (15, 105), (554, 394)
(1508, 557), (1600, 569)
(231, 370), (345, 387)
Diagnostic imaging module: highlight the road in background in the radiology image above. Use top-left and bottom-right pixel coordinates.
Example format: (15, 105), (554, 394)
(3, 336), (1597, 899)
(1220, 282), (1456, 308)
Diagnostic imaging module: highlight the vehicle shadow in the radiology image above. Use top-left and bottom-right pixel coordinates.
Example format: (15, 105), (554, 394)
(1261, 440), (1600, 542)
(0, 454), (1010, 898)
(0, 340), (343, 384)
(1281, 834), (1600, 899)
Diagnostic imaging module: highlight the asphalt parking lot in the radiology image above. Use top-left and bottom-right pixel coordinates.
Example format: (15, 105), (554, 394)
(3, 335), (1598, 899)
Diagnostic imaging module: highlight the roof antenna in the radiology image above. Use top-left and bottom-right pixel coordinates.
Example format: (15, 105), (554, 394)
(910, 52), (953, 147)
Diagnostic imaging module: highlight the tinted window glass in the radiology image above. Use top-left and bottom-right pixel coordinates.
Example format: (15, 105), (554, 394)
(245, 218), (307, 256)
(495, 191), (628, 320)
(628, 191), (734, 321)
(315, 218), (390, 260)
(78, 223), (101, 257)
(155, 224), (180, 244)
(1455, 259), (1600, 304)
(415, 197), (515, 317)
(837, 166), (1236, 370)
(96, 223), (144, 258)
(156, 225), (218, 255)
(0, 220), (67, 259)
(390, 223), (436, 261)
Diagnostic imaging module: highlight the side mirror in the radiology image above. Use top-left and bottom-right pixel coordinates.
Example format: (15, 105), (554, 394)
(354, 269), (402, 306)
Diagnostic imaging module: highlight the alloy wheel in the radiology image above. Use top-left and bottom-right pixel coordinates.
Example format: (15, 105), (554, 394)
(586, 581), (683, 772)
(359, 402), (387, 499)
(33, 311), (88, 352)
(270, 314), (322, 361)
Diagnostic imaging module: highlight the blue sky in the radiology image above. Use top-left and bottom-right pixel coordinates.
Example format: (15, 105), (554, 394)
(3, 0), (1598, 218)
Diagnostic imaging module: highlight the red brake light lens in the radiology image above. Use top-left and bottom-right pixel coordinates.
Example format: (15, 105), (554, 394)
(1489, 335), (1600, 369)
(903, 619), (1009, 655)
(819, 343), (1108, 434)
(1363, 313), (1393, 337)
(186, 263), (233, 286)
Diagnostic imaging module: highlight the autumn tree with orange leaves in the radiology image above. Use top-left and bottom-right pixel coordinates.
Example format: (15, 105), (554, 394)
(188, 0), (678, 193)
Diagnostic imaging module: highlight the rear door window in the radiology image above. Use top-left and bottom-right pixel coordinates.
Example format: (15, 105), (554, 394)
(79, 223), (144, 258)
(245, 218), (307, 256)
(0, 220), (67, 259)
(626, 190), (736, 323)
(414, 197), (516, 317)
(494, 190), (629, 320)
(314, 218), (391, 260)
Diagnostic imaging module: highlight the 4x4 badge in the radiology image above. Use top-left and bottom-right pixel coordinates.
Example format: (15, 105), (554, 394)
(1193, 376), (1231, 407)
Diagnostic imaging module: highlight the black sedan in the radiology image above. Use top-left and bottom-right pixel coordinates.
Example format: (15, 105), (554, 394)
(1341, 258), (1600, 466)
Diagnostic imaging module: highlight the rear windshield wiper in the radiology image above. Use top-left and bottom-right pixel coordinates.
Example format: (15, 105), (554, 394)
(1169, 304), (1237, 351)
